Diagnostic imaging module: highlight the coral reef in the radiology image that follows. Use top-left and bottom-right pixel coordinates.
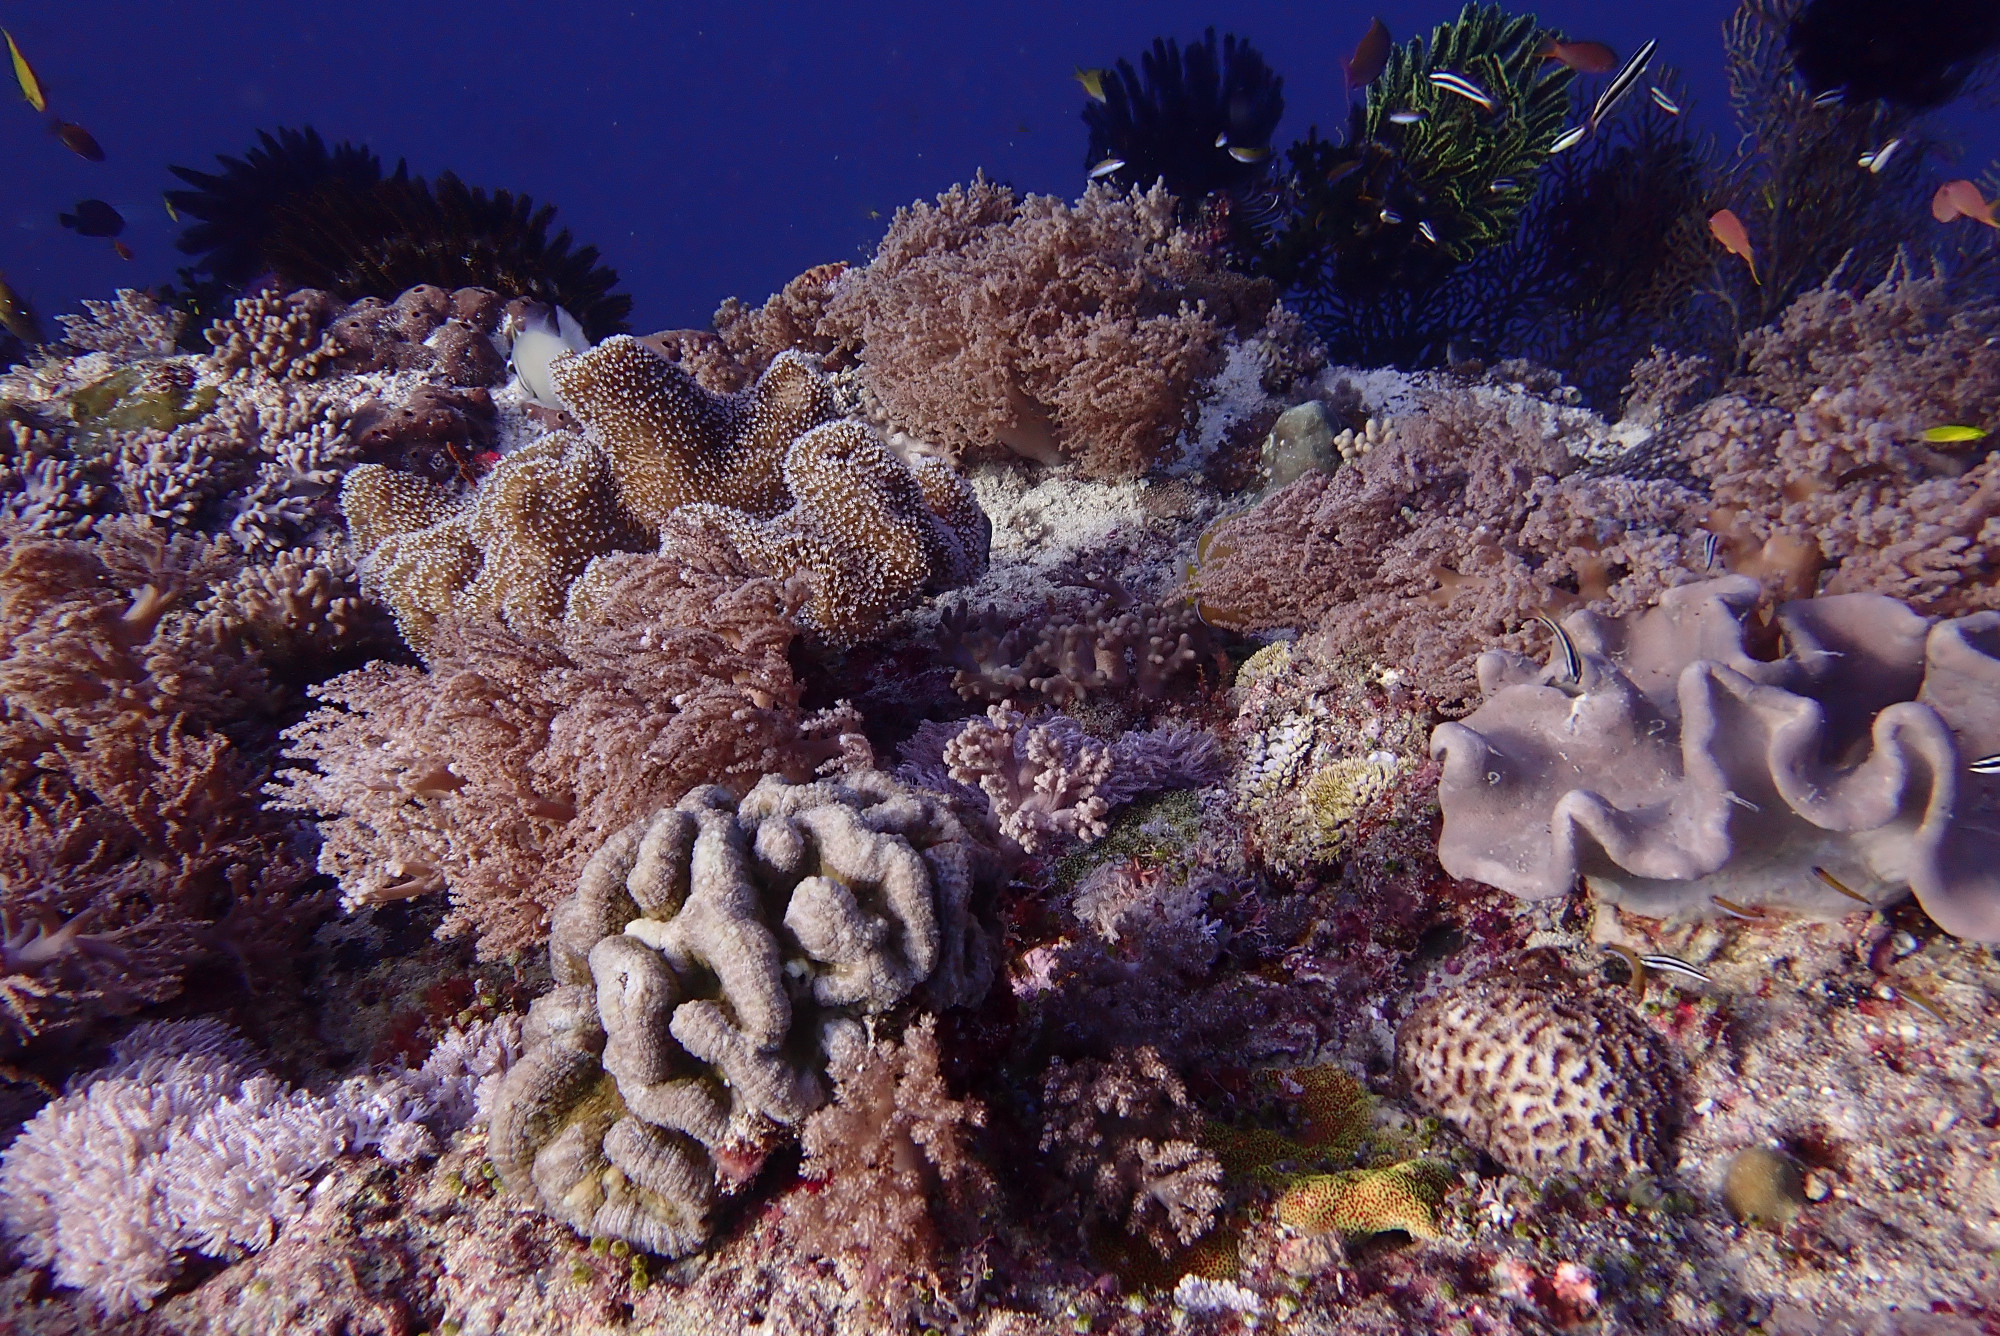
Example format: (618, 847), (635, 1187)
(0, 1016), (517, 1314)
(1275, 1159), (1455, 1239)
(822, 177), (1287, 476)
(1432, 577), (2000, 937)
(345, 337), (985, 648)
(1397, 971), (1680, 1180)
(168, 127), (631, 339)
(1081, 29), (1285, 206)
(1039, 1045), (1224, 1253)
(487, 770), (1001, 1257)
(269, 560), (823, 956)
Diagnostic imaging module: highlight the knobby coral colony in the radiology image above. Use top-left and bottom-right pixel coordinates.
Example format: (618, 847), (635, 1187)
(166, 126), (631, 341)
(11, 0), (2000, 1328)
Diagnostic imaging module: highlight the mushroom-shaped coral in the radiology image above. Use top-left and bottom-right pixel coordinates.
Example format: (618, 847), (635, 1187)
(1430, 577), (2000, 937)
(486, 769), (1002, 1257)
(1396, 973), (1679, 1181)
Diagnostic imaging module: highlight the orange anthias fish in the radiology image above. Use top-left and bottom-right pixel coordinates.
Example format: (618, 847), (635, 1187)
(1933, 179), (1999, 228)
(1709, 208), (1760, 284)
(4, 30), (44, 113)
(1347, 18), (1392, 91)
(1539, 38), (1619, 74)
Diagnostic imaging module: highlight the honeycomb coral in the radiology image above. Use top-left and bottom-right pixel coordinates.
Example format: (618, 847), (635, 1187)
(488, 769), (1002, 1257)
(1395, 974), (1679, 1181)
(1430, 577), (2000, 938)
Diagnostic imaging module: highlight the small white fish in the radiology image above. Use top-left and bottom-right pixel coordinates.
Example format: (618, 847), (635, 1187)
(1416, 220), (1438, 243)
(1215, 131), (1229, 147)
(1430, 70), (1496, 110)
(1970, 752), (2000, 775)
(1858, 137), (1904, 173)
(1648, 85), (1681, 115)
(1089, 157), (1126, 179)
(1812, 86), (1846, 108)
(1591, 38), (1658, 127)
(1640, 953), (1712, 984)
(1227, 144), (1271, 163)
(1379, 207), (1402, 225)
(1550, 124), (1590, 153)
(1489, 178), (1516, 192)
(1388, 109), (1426, 125)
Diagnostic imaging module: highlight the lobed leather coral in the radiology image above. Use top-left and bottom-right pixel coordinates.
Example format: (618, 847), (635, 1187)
(820, 177), (1281, 477)
(1397, 973), (1680, 1181)
(343, 337), (986, 648)
(1430, 577), (2000, 938)
(486, 769), (1001, 1257)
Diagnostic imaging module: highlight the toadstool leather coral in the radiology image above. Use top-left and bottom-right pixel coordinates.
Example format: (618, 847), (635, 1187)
(343, 339), (987, 649)
(487, 769), (1001, 1257)
(1430, 577), (2000, 937)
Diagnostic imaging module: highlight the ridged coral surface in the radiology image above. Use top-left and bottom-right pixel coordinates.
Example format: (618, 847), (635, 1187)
(1397, 974), (1679, 1181)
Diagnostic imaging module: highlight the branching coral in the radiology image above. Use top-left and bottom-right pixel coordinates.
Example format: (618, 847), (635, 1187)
(821, 177), (1284, 476)
(1040, 1046), (1224, 1253)
(935, 705), (1224, 853)
(786, 1015), (993, 1301)
(1397, 972), (1680, 1180)
(0, 520), (371, 1051)
(269, 557), (827, 956)
(1431, 577), (2000, 937)
(56, 289), (187, 358)
(487, 771), (1001, 1257)
(0, 1016), (519, 1315)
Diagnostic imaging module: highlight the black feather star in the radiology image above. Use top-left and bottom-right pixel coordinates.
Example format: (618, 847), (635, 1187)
(1788, 0), (2000, 109)
(1083, 28), (1285, 205)
(164, 126), (631, 340)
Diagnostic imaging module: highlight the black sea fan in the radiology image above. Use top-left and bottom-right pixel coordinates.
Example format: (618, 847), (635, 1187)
(260, 170), (631, 339)
(1083, 28), (1285, 204)
(1788, 0), (2000, 109)
(167, 127), (385, 289)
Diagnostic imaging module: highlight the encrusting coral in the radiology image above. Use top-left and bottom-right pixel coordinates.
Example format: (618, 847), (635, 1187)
(1396, 971), (1680, 1181)
(1275, 1159), (1456, 1240)
(487, 770), (1001, 1258)
(1431, 576), (2000, 937)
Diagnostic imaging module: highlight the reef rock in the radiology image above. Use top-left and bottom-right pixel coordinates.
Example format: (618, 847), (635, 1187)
(1430, 577), (2000, 938)
(487, 769), (1001, 1257)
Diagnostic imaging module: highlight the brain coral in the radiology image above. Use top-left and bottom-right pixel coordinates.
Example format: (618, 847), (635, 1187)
(1397, 973), (1679, 1181)
(821, 177), (1280, 477)
(343, 340), (988, 648)
(487, 769), (1001, 1257)
(1431, 577), (2000, 938)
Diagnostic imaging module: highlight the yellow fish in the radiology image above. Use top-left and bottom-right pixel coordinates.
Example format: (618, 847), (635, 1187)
(1709, 208), (1760, 286)
(0, 272), (43, 345)
(1922, 424), (1989, 444)
(1073, 66), (1107, 102)
(163, 193), (179, 222)
(5, 30), (44, 114)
